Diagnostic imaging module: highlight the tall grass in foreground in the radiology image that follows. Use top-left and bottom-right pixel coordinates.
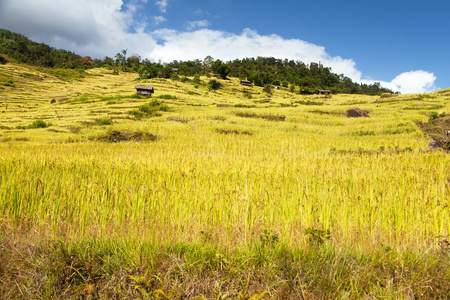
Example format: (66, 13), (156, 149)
(1, 131), (449, 297)
(1, 138), (449, 248)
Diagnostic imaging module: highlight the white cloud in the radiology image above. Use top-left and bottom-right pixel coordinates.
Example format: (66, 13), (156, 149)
(391, 71), (437, 93)
(185, 20), (211, 31)
(150, 28), (360, 78)
(153, 16), (166, 25)
(0, 0), (437, 94)
(360, 71), (437, 94)
(155, 0), (168, 13)
(0, 0), (157, 58)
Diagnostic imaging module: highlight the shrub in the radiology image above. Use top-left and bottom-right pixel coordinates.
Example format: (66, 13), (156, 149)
(234, 103), (256, 108)
(27, 119), (51, 129)
(157, 94), (177, 100)
(129, 110), (145, 120)
(3, 79), (14, 87)
(193, 74), (201, 84)
(128, 100), (169, 120)
(97, 118), (113, 125)
(293, 100), (324, 106)
(208, 79), (222, 91)
(429, 111), (439, 121)
(263, 84), (273, 95)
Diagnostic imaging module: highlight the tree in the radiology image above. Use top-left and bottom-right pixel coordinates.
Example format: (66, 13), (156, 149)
(203, 55), (214, 70)
(127, 54), (141, 71)
(115, 49), (127, 67)
(212, 59), (230, 79)
(208, 79), (222, 91)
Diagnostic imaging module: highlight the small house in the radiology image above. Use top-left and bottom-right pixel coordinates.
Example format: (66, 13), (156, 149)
(135, 85), (154, 96)
(240, 80), (253, 87)
(317, 90), (331, 95)
(171, 68), (179, 75)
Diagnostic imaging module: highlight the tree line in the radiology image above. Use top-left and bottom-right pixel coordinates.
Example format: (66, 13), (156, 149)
(0, 28), (394, 95)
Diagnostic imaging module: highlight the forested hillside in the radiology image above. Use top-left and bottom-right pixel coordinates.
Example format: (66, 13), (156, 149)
(0, 28), (393, 95)
(0, 29), (82, 68)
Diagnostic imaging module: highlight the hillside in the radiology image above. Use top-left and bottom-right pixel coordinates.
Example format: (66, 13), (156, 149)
(1, 61), (450, 298)
(0, 29), (82, 68)
(0, 28), (394, 95)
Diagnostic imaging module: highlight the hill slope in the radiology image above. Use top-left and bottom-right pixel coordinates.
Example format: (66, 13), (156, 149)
(0, 28), (394, 95)
(1, 62), (450, 298)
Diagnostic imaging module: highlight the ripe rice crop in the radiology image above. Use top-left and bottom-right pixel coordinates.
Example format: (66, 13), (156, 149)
(0, 63), (449, 298)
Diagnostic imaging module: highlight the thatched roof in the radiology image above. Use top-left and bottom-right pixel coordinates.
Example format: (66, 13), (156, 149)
(135, 85), (154, 91)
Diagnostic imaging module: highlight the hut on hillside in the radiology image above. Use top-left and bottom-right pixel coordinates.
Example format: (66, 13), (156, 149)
(240, 80), (253, 87)
(317, 90), (331, 95)
(135, 85), (154, 96)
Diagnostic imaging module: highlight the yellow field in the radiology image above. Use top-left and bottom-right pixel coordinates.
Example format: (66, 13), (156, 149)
(1, 63), (450, 298)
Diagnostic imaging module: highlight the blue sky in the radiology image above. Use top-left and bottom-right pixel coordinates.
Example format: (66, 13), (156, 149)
(0, 0), (449, 93)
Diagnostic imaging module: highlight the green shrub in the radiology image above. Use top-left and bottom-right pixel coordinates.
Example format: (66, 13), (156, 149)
(208, 79), (222, 91)
(234, 103), (256, 108)
(27, 119), (51, 129)
(263, 84), (273, 95)
(429, 111), (439, 121)
(157, 94), (177, 100)
(128, 110), (145, 120)
(293, 100), (324, 106)
(193, 74), (201, 84)
(128, 100), (169, 120)
(97, 118), (113, 125)
(3, 79), (14, 87)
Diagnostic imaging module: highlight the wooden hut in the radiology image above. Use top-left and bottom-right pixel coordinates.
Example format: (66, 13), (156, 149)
(135, 85), (154, 96)
(240, 80), (253, 87)
(317, 89), (331, 95)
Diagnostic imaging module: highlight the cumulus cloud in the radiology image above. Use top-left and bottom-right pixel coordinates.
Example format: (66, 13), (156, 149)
(155, 0), (168, 13)
(0, 0), (157, 58)
(150, 28), (361, 79)
(0, 0), (437, 94)
(360, 71), (437, 94)
(391, 71), (437, 93)
(149, 28), (437, 93)
(185, 20), (211, 31)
